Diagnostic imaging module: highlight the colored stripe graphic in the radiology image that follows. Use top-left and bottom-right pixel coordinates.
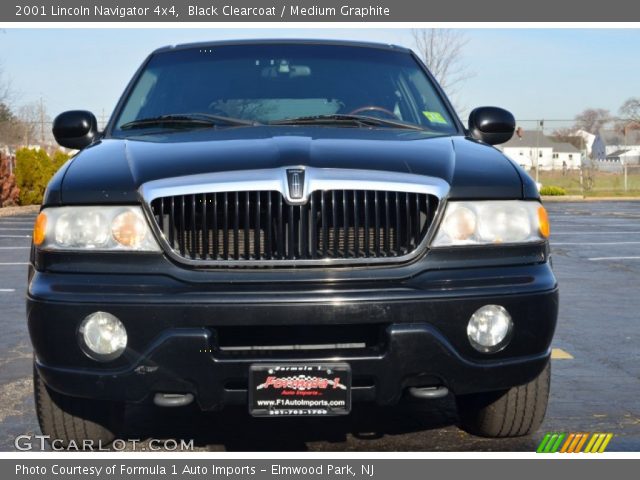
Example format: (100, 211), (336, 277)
(537, 433), (566, 453)
(549, 433), (566, 453)
(544, 433), (558, 453)
(585, 433), (614, 453)
(537, 433), (552, 453)
(565, 433), (585, 453)
(584, 433), (598, 453)
(597, 433), (613, 453)
(559, 433), (576, 453)
(537, 433), (613, 453)
(572, 433), (589, 453)
(590, 434), (606, 453)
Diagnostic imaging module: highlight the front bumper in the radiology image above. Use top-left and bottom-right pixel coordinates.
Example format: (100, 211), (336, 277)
(28, 262), (558, 410)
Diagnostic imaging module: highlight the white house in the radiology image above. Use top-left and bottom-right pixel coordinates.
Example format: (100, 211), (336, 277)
(574, 130), (607, 161)
(605, 149), (640, 165)
(500, 130), (582, 171)
(551, 142), (581, 170)
(606, 144), (640, 153)
(501, 130), (553, 171)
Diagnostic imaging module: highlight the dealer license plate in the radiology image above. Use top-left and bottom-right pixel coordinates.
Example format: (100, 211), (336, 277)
(249, 363), (352, 417)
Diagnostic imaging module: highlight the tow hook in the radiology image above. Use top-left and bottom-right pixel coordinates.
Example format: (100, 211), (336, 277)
(408, 386), (449, 399)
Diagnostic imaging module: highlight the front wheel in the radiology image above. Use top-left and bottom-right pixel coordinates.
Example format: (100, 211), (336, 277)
(34, 362), (123, 448)
(456, 361), (550, 438)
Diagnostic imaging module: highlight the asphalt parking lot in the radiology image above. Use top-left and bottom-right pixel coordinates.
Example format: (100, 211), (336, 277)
(1, 201), (639, 452)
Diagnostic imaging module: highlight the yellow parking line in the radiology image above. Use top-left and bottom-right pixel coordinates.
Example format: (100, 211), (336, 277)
(551, 348), (574, 360)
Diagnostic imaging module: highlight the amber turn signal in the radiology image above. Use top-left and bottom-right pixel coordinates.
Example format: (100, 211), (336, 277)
(33, 212), (47, 246)
(538, 206), (550, 238)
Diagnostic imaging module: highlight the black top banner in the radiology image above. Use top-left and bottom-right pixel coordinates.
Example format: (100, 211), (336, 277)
(4, 0), (640, 22)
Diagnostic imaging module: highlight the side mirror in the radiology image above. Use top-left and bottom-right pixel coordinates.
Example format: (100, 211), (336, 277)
(52, 110), (98, 150)
(468, 107), (515, 145)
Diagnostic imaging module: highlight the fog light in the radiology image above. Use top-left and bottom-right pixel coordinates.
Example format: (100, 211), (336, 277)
(467, 305), (512, 353)
(78, 312), (127, 361)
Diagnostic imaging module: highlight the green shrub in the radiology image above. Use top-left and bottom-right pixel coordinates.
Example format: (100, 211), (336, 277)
(539, 185), (567, 196)
(14, 148), (70, 205)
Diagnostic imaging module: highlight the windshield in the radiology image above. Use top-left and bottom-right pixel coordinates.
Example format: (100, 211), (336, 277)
(111, 43), (460, 135)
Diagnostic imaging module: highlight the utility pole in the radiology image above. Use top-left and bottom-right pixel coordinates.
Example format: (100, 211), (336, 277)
(535, 120), (544, 183)
(39, 97), (45, 146)
(535, 122), (539, 183)
(580, 135), (585, 193)
(624, 124), (629, 192)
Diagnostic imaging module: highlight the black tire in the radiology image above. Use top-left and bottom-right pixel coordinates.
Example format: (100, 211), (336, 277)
(34, 362), (123, 448)
(456, 361), (550, 438)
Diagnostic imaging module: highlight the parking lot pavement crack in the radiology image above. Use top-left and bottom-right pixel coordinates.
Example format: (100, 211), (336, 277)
(0, 377), (33, 423)
(0, 344), (32, 369)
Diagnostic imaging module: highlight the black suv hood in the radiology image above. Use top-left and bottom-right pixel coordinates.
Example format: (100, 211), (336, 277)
(50, 126), (529, 205)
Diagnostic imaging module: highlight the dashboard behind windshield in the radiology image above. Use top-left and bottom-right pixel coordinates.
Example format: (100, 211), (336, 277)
(112, 43), (460, 135)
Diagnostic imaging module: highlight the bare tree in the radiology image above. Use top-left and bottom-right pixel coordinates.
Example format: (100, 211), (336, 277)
(0, 62), (13, 110)
(0, 66), (19, 146)
(620, 97), (640, 123)
(411, 29), (474, 100)
(615, 98), (640, 144)
(573, 108), (611, 134)
(16, 101), (42, 146)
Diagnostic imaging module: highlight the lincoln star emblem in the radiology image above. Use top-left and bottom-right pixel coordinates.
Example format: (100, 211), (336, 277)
(286, 168), (305, 200)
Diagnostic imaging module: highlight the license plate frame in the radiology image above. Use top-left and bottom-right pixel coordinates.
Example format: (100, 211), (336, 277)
(248, 363), (352, 417)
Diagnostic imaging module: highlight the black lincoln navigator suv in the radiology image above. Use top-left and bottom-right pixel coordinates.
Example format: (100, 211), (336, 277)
(28, 40), (558, 446)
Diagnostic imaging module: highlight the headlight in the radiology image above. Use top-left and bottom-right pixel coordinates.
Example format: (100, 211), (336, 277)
(34, 206), (160, 251)
(431, 201), (549, 247)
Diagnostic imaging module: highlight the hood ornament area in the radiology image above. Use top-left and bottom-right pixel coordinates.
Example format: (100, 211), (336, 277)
(286, 168), (305, 201)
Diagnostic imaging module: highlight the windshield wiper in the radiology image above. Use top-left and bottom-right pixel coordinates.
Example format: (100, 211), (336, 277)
(269, 114), (426, 131)
(119, 113), (259, 130)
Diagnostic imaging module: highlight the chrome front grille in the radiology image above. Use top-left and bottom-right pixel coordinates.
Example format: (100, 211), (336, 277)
(148, 189), (438, 266)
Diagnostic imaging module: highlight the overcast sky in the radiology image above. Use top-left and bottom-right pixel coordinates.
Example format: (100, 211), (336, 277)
(1, 28), (639, 129)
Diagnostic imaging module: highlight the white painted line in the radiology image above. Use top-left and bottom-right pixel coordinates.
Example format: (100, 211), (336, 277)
(0, 235), (30, 238)
(552, 231), (640, 235)
(0, 228), (33, 231)
(0, 289), (16, 292)
(552, 241), (640, 245)
(0, 247), (30, 249)
(589, 256), (640, 261)
(0, 263), (28, 266)
(553, 216), (640, 220)
(551, 223), (640, 227)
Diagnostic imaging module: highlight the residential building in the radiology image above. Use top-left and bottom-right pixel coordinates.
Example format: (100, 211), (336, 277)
(500, 130), (582, 171)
